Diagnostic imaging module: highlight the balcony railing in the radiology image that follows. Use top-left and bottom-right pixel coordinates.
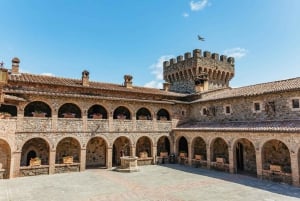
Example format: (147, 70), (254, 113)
(0, 117), (173, 133)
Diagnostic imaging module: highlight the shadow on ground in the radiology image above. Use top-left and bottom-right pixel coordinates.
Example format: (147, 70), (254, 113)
(158, 164), (300, 199)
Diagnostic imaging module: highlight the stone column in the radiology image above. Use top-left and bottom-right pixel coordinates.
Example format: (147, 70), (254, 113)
(16, 111), (23, 132)
(206, 145), (211, 169)
(52, 114), (58, 131)
(131, 145), (136, 157)
(12, 151), (21, 178)
(255, 150), (263, 179)
(188, 142), (192, 166)
(82, 115), (87, 132)
(228, 147), (235, 173)
(49, 150), (56, 174)
(152, 146), (157, 164)
(132, 116), (136, 131)
(107, 147), (112, 169)
(80, 148), (86, 171)
(108, 116), (113, 132)
(290, 153), (300, 186)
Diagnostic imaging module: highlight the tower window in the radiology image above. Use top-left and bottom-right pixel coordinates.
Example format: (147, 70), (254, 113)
(253, 102), (262, 113)
(224, 105), (231, 115)
(292, 99), (300, 109)
(202, 107), (208, 116)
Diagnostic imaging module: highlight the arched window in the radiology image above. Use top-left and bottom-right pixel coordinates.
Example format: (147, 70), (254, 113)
(24, 101), (51, 117)
(58, 103), (81, 118)
(87, 105), (108, 119)
(113, 106), (131, 120)
(136, 107), (151, 120)
(157, 109), (170, 121)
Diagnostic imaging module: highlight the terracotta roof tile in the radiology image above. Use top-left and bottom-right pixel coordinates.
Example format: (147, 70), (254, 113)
(175, 120), (300, 132)
(8, 73), (185, 97)
(193, 77), (300, 102)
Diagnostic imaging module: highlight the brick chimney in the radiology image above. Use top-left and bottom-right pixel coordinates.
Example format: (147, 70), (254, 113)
(82, 70), (89, 87)
(124, 75), (133, 88)
(11, 57), (20, 74)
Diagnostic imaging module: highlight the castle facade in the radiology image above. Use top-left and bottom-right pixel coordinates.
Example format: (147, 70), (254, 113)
(0, 49), (299, 186)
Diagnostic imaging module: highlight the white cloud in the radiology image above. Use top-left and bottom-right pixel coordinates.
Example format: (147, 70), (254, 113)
(190, 0), (208, 11)
(144, 80), (162, 89)
(182, 12), (189, 18)
(223, 48), (248, 59)
(144, 55), (173, 89)
(41, 73), (54, 76)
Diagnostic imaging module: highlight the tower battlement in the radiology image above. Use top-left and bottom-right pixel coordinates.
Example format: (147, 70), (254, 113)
(163, 49), (235, 93)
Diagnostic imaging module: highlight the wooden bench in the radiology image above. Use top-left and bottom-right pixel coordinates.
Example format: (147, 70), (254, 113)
(270, 164), (282, 172)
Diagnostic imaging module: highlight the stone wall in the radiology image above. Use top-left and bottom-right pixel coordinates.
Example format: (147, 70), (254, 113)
(190, 91), (300, 122)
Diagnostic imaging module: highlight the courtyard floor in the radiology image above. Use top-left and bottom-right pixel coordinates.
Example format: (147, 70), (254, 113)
(0, 164), (300, 201)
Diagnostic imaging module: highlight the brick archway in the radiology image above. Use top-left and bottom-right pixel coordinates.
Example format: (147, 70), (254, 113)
(157, 136), (170, 156)
(56, 137), (81, 164)
(262, 139), (291, 173)
(0, 139), (11, 179)
(192, 136), (207, 160)
(233, 138), (256, 175)
(210, 137), (228, 163)
(112, 136), (131, 166)
(21, 138), (50, 166)
(136, 136), (153, 157)
(86, 137), (107, 168)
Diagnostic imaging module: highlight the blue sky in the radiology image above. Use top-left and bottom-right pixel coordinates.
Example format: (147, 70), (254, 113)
(1, 0), (300, 88)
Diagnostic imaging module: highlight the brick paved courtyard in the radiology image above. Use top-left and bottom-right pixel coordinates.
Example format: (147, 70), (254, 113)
(0, 164), (300, 201)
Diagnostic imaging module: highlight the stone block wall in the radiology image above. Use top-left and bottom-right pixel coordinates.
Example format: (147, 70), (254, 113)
(190, 91), (300, 122)
(21, 118), (52, 132)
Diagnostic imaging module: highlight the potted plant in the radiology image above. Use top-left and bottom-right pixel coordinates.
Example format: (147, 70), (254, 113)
(32, 110), (46, 117)
(30, 157), (41, 166)
(92, 113), (103, 119)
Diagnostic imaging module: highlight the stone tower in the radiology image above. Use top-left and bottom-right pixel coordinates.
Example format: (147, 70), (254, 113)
(163, 49), (235, 93)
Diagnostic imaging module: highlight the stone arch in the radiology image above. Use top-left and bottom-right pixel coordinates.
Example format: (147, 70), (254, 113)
(136, 107), (152, 120)
(24, 101), (52, 117)
(179, 71), (183, 80)
(232, 138), (257, 175)
(87, 104), (108, 119)
(112, 136), (132, 166)
(171, 74), (175, 82)
(210, 137), (228, 163)
(157, 136), (171, 156)
(86, 137), (107, 168)
(192, 136), (207, 160)
(188, 69), (192, 78)
(184, 70), (188, 79)
(0, 139), (11, 179)
(262, 139), (291, 173)
(177, 136), (188, 156)
(157, 108), (171, 121)
(113, 106), (131, 120)
(20, 137), (50, 166)
(0, 104), (17, 117)
(58, 103), (82, 118)
(167, 75), (172, 83)
(221, 71), (225, 81)
(56, 137), (81, 164)
(175, 73), (179, 81)
(136, 136), (153, 157)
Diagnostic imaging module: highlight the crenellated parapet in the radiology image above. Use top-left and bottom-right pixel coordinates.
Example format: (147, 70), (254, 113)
(163, 49), (235, 93)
